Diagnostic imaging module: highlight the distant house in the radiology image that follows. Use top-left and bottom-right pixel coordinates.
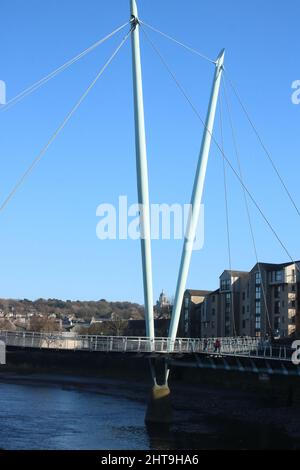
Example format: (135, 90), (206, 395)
(90, 317), (104, 325)
(62, 316), (73, 331)
(71, 319), (91, 333)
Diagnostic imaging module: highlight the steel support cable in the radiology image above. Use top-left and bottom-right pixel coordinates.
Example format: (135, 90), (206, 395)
(219, 93), (237, 337)
(0, 21), (130, 113)
(222, 77), (273, 333)
(140, 25), (300, 274)
(139, 19), (216, 64)
(0, 28), (133, 214)
(223, 70), (300, 219)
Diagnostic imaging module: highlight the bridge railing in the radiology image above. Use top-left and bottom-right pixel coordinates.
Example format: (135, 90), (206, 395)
(0, 331), (203, 353)
(0, 330), (292, 360)
(0, 330), (258, 353)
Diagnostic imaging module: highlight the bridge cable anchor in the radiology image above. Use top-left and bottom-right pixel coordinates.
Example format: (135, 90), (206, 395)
(130, 15), (140, 30)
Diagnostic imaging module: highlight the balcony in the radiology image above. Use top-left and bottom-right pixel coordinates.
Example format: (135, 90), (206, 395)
(289, 315), (296, 325)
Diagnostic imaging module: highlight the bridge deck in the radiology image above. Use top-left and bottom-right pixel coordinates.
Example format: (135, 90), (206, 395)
(0, 331), (294, 362)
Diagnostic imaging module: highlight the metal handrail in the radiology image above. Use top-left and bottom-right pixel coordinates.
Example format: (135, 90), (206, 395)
(0, 330), (292, 360)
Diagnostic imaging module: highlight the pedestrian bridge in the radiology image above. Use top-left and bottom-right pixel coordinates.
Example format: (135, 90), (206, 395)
(0, 330), (293, 361)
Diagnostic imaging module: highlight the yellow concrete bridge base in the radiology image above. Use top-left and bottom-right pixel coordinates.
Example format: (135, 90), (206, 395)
(145, 384), (173, 424)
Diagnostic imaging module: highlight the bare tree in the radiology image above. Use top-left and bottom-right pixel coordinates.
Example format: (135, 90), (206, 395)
(83, 317), (128, 337)
(29, 316), (61, 333)
(0, 319), (16, 331)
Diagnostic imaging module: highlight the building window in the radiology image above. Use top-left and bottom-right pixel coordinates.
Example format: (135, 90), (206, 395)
(274, 285), (280, 299)
(212, 295), (215, 303)
(255, 272), (261, 285)
(242, 320), (246, 329)
(255, 294), (261, 331)
(255, 286), (261, 300)
(212, 308), (215, 316)
(242, 292), (246, 301)
(211, 321), (215, 329)
(271, 270), (283, 283)
(242, 306), (245, 315)
(221, 279), (231, 291)
(292, 284), (296, 292)
(274, 300), (280, 315)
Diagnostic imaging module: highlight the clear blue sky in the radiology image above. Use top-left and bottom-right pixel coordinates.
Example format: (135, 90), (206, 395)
(0, 0), (299, 303)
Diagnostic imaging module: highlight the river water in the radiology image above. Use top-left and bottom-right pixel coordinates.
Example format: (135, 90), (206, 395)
(0, 379), (298, 450)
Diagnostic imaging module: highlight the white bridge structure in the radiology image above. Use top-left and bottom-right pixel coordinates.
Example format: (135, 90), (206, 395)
(1, 0), (300, 394)
(0, 330), (293, 362)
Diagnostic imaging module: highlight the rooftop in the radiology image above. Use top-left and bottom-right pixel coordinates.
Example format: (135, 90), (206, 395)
(185, 289), (212, 297)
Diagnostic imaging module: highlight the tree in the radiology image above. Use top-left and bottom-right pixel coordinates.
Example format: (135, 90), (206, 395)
(81, 317), (128, 337)
(0, 319), (16, 331)
(29, 316), (61, 333)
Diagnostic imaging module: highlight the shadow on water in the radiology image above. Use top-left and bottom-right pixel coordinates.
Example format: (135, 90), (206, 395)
(146, 417), (299, 450)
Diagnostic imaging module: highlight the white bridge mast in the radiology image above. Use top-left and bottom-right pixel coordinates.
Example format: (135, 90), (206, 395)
(168, 50), (225, 345)
(130, 0), (155, 340)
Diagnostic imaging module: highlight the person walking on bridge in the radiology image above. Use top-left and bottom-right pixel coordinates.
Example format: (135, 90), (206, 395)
(214, 338), (221, 354)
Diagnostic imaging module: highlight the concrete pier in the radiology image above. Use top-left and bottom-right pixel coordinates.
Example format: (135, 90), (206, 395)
(145, 384), (173, 424)
(145, 358), (173, 424)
